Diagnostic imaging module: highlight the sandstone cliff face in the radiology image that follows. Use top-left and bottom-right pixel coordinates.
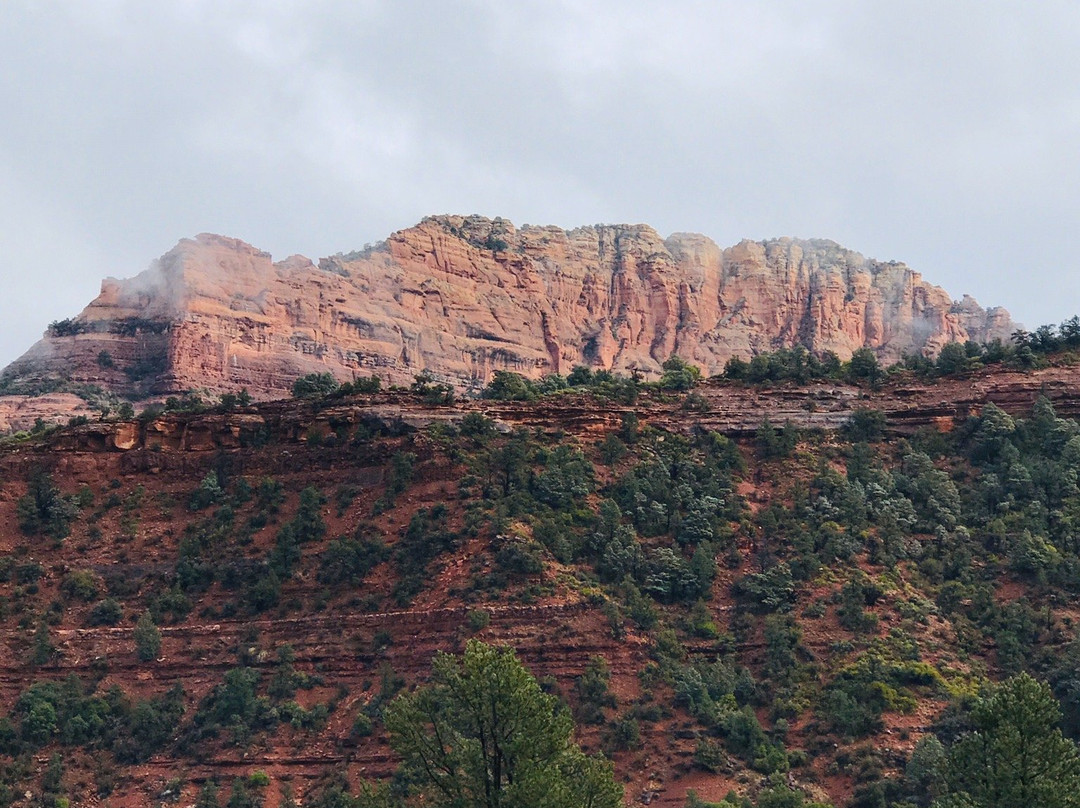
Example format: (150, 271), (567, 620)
(1, 216), (1013, 401)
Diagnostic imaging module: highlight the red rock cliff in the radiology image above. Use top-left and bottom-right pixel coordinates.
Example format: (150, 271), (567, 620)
(1, 216), (1013, 399)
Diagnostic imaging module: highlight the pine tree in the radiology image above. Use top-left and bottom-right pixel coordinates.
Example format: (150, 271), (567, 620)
(937, 673), (1080, 808)
(134, 610), (161, 662)
(384, 639), (623, 808)
(31, 621), (54, 667)
(195, 780), (220, 808)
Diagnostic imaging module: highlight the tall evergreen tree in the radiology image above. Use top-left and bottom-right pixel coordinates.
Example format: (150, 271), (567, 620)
(384, 639), (622, 808)
(936, 673), (1080, 808)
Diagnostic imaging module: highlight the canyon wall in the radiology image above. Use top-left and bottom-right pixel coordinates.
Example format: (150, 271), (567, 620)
(1, 215), (1013, 402)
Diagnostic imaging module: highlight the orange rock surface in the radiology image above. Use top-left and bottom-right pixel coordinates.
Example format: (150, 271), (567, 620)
(2, 216), (1013, 403)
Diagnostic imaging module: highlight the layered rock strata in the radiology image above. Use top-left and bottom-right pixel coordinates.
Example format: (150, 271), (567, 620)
(1, 216), (1013, 403)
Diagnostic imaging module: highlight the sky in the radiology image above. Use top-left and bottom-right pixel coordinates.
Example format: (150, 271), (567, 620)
(1, 1), (1078, 367)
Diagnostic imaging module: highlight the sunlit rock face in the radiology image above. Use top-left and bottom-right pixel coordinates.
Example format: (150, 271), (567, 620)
(0, 215), (1013, 402)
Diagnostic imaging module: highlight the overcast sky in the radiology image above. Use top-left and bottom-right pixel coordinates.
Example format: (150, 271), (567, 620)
(1, 1), (1078, 367)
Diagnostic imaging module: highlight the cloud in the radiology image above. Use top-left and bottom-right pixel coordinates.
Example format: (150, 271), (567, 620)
(1, 1), (1078, 365)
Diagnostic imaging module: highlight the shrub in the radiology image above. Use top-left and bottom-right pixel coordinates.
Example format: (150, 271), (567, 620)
(821, 653), (939, 740)
(317, 533), (388, 586)
(61, 570), (99, 601)
(410, 373), (455, 405)
(598, 433), (627, 466)
(495, 539), (545, 576)
(16, 560), (44, 584)
(148, 584), (193, 623)
(113, 685), (185, 763)
(352, 713), (374, 738)
(482, 371), (538, 401)
(134, 611), (162, 662)
(756, 419), (799, 459)
(733, 564), (797, 613)
(838, 572), (884, 634)
(255, 477), (284, 515)
(721, 706), (767, 760)
(87, 598), (123, 626)
(846, 347), (883, 384)
(658, 356), (702, 391)
(49, 318), (87, 337)
(31, 621), (55, 667)
(226, 778), (259, 808)
(392, 506), (457, 604)
(575, 657), (617, 725)
(350, 375), (382, 394)
(845, 409), (888, 442)
(603, 713), (641, 751)
(459, 412), (496, 440)
(189, 472), (225, 511)
(125, 354), (167, 382)
(245, 569), (282, 614)
(195, 780), (220, 808)
(17, 469), (79, 540)
(693, 738), (731, 773)
(291, 372), (339, 398)
(373, 629), (393, 651)
(374, 451), (415, 513)
(467, 609), (491, 631)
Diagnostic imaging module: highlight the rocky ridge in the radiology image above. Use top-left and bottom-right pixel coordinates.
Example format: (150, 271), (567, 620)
(1, 216), (1013, 416)
(12, 362), (1079, 463)
(0, 363), (1077, 807)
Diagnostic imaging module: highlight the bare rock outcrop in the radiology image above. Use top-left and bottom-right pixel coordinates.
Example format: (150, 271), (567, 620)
(0, 216), (1014, 402)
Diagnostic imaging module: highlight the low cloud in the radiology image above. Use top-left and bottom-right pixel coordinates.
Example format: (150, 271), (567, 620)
(1, 1), (1077, 365)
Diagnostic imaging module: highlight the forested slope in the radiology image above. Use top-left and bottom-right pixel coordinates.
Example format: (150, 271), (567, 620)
(0, 360), (1079, 807)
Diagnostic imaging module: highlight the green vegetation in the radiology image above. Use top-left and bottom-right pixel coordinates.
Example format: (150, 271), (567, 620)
(479, 355), (700, 404)
(291, 372), (381, 400)
(6, 342), (1080, 805)
(124, 353), (167, 382)
(291, 372), (340, 398)
(939, 673), (1080, 808)
(3, 674), (184, 763)
(134, 611), (161, 662)
(383, 639), (622, 808)
(723, 315), (1080, 387)
(409, 372), (455, 405)
(47, 319), (89, 337)
(17, 469), (80, 541)
(109, 317), (169, 336)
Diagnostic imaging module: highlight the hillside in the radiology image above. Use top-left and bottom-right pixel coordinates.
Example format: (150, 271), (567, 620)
(0, 360), (1078, 806)
(0, 216), (1012, 430)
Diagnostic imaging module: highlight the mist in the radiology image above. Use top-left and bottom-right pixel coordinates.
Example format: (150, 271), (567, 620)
(1, 2), (1078, 367)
